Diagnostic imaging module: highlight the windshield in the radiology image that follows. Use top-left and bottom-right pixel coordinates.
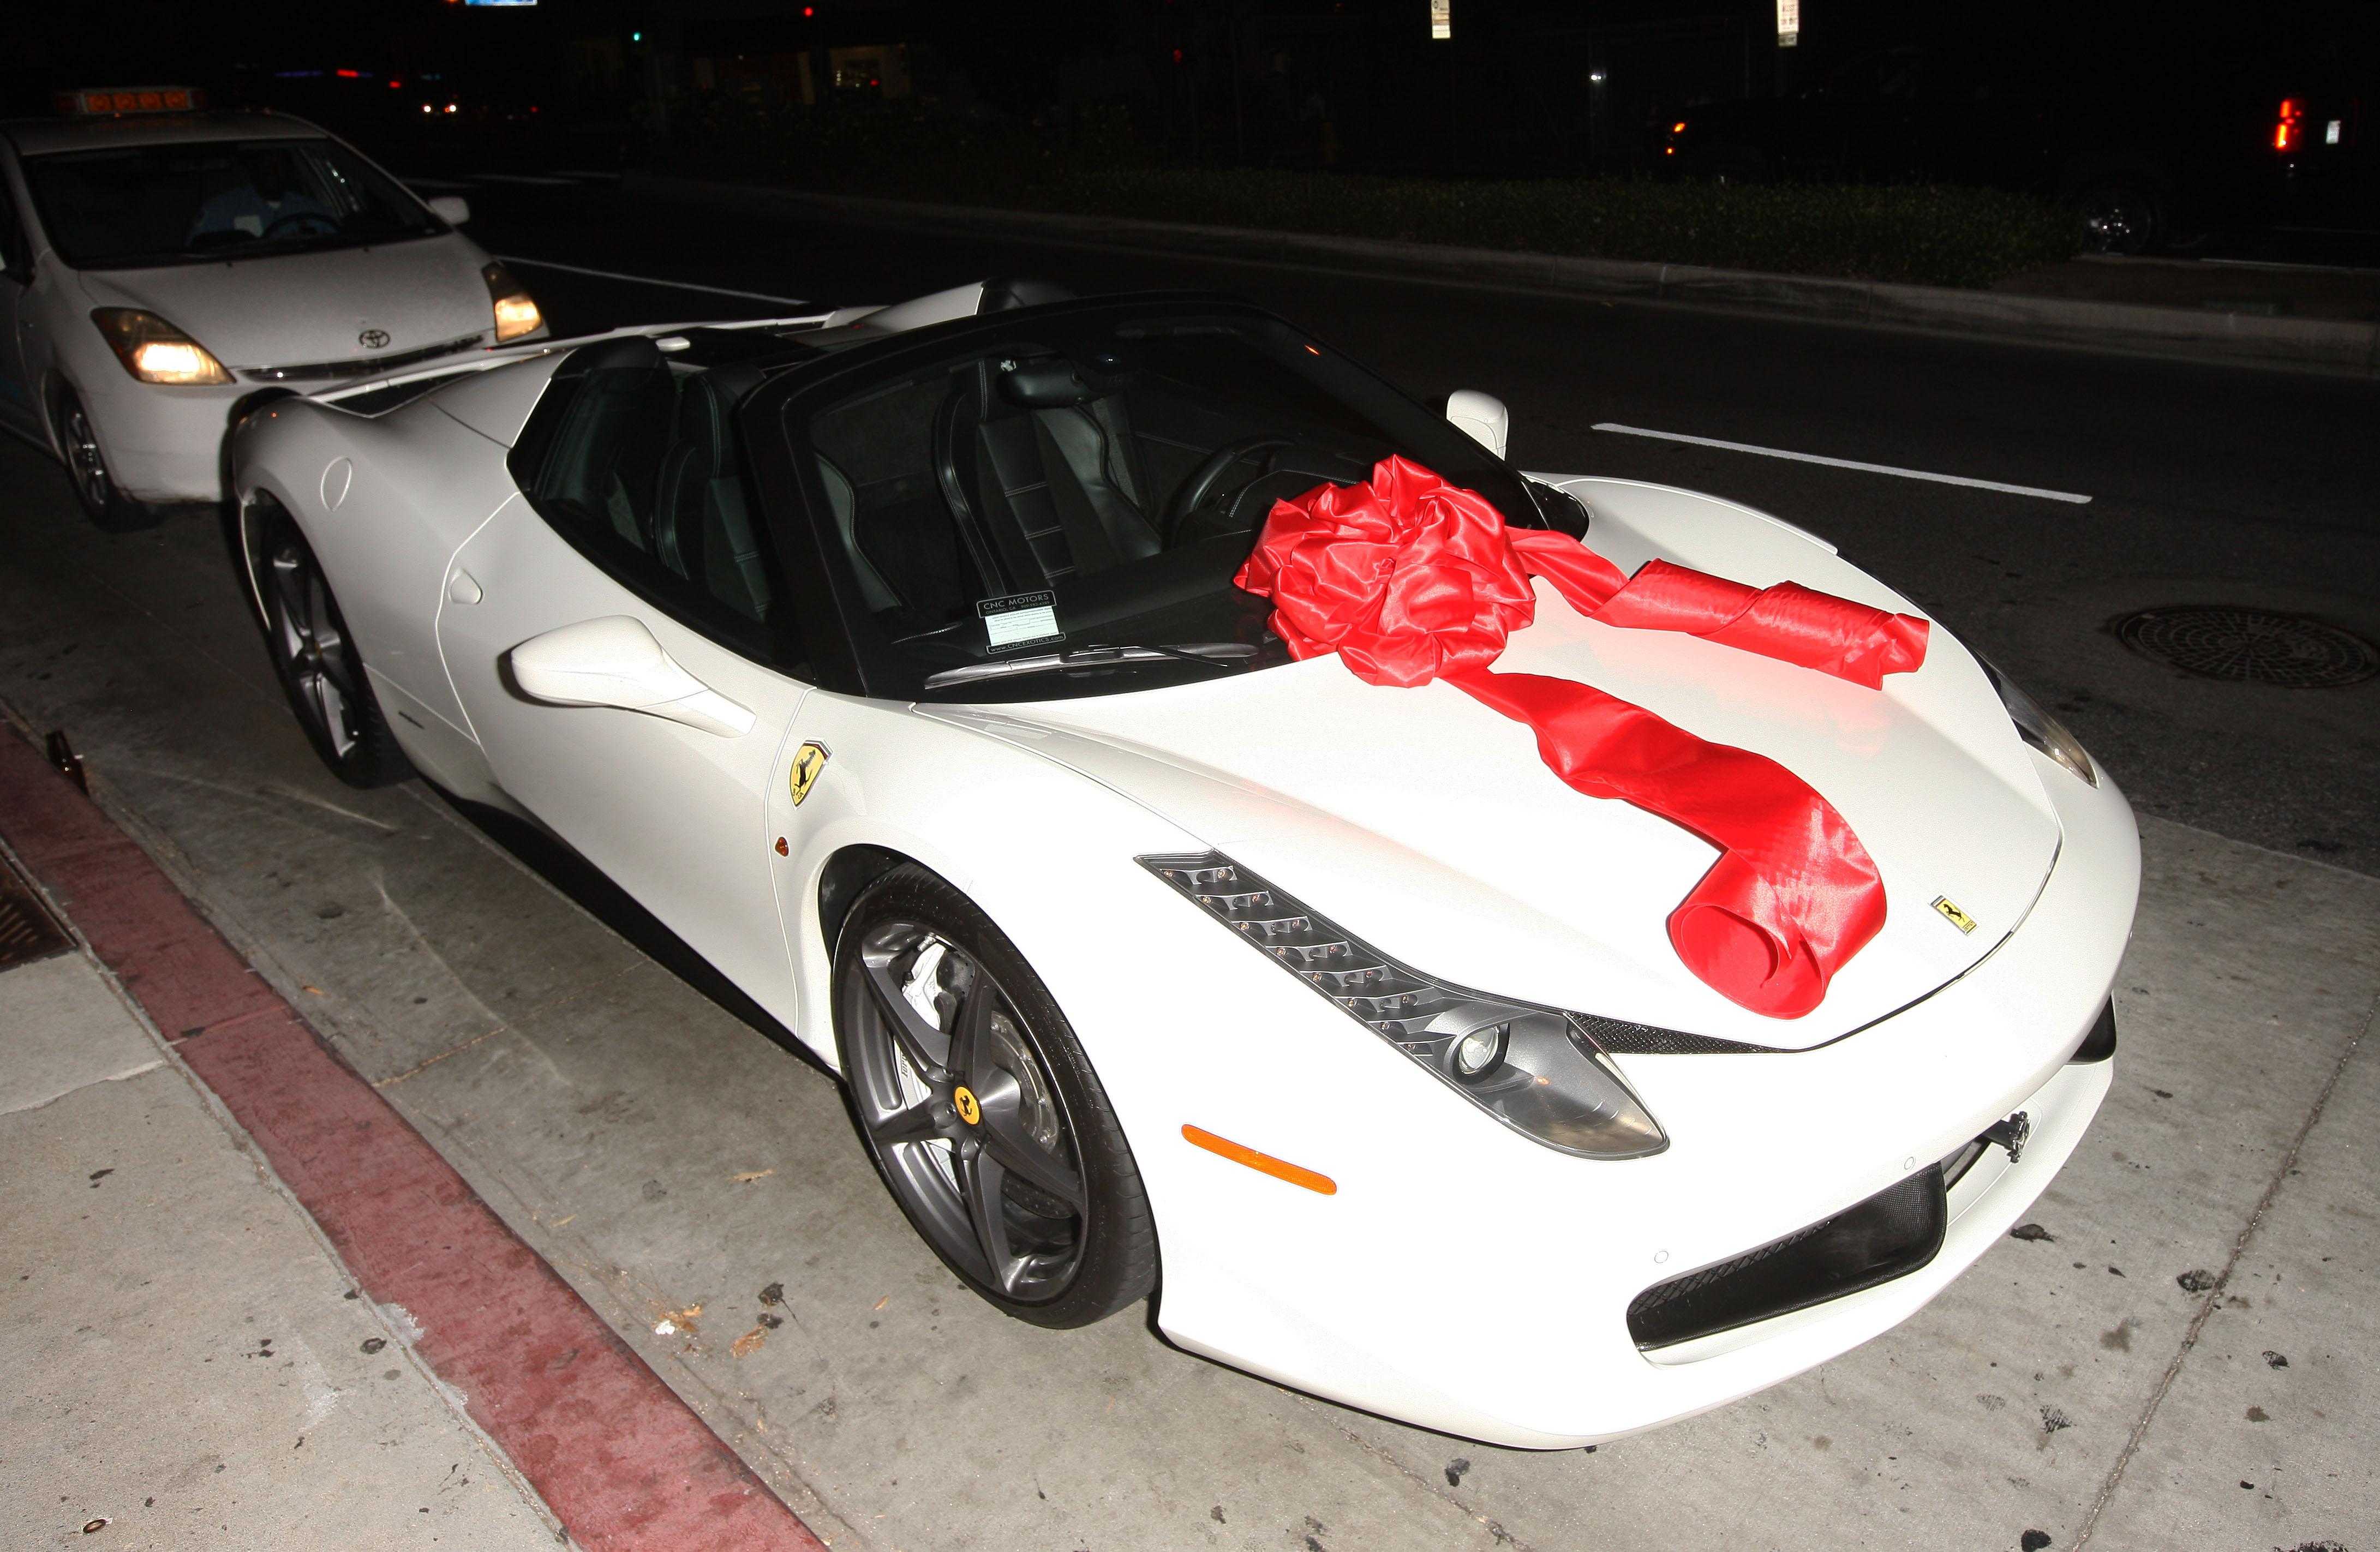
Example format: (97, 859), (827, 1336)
(788, 303), (1575, 703)
(22, 138), (441, 268)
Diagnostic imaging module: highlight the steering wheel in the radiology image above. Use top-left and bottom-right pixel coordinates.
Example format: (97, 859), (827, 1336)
(264, 210), (340, 240)
(1163, 436), (1294, 544)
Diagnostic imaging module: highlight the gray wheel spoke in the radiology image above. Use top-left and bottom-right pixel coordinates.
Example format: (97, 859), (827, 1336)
(311, 675), (356, 756)
(866, 1097), (942, 1149)
(949, 969), (993, 1090)
(269, 554), (310, 640)
(957, 1143), (1025, 1296)
(976, 1098), (1084, 1211)
(309, 580), (357, 693)
(861, 957), (954, 1083)
(315, 637), (359, 699)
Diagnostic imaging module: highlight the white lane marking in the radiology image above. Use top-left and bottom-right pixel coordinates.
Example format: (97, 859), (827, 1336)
(1591, 422), (2092, 505)
(497, 256), (811, 307)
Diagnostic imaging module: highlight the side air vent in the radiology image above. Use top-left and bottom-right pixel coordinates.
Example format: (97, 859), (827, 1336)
(1626, 1166), (1948, 1349)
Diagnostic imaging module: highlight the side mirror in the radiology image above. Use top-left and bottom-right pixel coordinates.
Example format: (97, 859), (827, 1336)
(1446, 390), (1509, 462)
(427, 194), (471, 226)
(510, 616), (755, 738)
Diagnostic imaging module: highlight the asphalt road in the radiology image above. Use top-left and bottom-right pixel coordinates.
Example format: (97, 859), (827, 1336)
(428, 170), (2380, 878)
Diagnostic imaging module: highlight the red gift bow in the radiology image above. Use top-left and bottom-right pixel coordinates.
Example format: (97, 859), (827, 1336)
(1234, 456), (1929, 1019)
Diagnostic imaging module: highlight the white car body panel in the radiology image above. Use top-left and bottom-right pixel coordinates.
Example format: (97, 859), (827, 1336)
(438, 496), (812, 1030)
(228, 308), (2139, 1448)
(72, 233), (497, 374)
(428, 349), (569, 445)
(959, 480), (2059, 1047)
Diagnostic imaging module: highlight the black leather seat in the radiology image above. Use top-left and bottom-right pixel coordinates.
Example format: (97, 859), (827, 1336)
(653, 368), (774, 622)
(934, 365), (1164, 594)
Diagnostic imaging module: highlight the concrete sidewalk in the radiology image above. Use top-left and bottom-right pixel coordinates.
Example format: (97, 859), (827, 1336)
(0, 727), (832, 1552)
(0, 915), (565, 1550)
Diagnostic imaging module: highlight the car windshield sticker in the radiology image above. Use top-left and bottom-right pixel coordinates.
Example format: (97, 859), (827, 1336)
(978, 590), (1062, 651)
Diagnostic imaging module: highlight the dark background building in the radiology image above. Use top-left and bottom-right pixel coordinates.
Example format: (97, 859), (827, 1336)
(9, 1), (2373, 247)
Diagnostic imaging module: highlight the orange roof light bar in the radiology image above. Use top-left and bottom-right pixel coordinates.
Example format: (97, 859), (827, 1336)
(56, 86), (205, 116)
(1181, 1124), (1338, 1195)
(2275, 98), (2304, 151)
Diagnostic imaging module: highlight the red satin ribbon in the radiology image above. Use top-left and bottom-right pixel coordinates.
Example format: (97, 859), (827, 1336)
(1233, 456), (1929, 1019)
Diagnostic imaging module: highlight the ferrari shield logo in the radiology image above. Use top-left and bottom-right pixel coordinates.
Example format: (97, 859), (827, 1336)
(952, 1086), (982, 1126)
(788, 741), (831, 806)
(1931, 896), (1978, 935)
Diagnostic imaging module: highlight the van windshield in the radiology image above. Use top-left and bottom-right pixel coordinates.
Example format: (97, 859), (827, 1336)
(23, 139), (441, 268)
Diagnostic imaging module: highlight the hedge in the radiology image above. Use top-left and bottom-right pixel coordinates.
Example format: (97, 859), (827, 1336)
(654, 101), (2081, 291)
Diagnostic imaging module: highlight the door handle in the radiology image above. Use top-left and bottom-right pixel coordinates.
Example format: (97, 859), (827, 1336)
(509, 615), (756, 738)
(446, 568), (483, 604)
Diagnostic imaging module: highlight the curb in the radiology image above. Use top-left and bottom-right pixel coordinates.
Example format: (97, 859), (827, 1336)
(626, 173), (2380, 379)
(0, 724), (828, 1552)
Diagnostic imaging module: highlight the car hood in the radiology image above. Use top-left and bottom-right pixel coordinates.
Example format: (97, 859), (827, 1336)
(925, 477), (2067, 1050)
(75, 232), (494, 371)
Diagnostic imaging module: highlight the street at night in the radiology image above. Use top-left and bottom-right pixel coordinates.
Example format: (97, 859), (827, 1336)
(4, 6), (2378, 1549)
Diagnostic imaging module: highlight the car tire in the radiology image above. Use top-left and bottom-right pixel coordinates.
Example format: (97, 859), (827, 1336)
(2066, 163), (2169, 256)
(249, 500), (414, 789)
(51, 386), (159, 532)
(834, 864), (1158, 1328)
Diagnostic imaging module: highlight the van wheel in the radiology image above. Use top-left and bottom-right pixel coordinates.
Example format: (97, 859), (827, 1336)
(53, 386), (157, 532)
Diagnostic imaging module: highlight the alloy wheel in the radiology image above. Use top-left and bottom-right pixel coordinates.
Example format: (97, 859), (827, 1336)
(61, 398), (113, 513)
(266, 541), (364, 761)
(2080, 185), (2155, 255)
(843, 919), (1089, 1303)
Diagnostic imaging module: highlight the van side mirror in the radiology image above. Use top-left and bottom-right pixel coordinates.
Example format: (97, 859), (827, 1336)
(427, 195), (471, 226)
(1446, 390), (1509, 461)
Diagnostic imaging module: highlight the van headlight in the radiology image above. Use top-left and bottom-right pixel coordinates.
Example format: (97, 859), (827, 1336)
(1141, 853), (1668, 1159)
(483, 262), (545, 344)
(92, 309), (233, 385)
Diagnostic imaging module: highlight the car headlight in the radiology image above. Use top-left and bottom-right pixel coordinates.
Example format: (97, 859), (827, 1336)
(1977, 656), (2097, 787)
(91, 309), (233, 385)
(482, 261), (544, 344)
(1141, 853), (1668, 1159)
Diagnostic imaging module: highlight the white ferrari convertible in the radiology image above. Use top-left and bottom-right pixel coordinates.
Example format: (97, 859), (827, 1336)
(228, 279), (2139, 1448)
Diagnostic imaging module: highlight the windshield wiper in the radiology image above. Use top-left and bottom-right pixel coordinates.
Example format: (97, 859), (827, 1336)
(922, 642), (1257, 690)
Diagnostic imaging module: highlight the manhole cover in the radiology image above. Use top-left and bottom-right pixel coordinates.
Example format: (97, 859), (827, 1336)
(0, 858), (70, 972)
(2110, 606), (2380, 688)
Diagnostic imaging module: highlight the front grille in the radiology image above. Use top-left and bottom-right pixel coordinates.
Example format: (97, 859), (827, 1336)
(1626, 1165), (1948, 1349)
(239, 332), (487, 383)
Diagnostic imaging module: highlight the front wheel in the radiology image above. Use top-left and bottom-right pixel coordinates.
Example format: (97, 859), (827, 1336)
(2073, 173), (2166, 255)
(51, 386), (157, 532)
(251, 502), (412, 788)
(834, 865), (1157, 1328)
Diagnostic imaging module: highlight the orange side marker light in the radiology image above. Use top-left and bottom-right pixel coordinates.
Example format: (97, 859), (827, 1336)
(1181, 1124), (1336, 1195)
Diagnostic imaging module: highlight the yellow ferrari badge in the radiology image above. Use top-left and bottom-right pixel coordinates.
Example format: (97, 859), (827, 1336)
(952, 1086), (982, 1126)
(788, 741), (830, 806)
(1931, 896), (1978, 935)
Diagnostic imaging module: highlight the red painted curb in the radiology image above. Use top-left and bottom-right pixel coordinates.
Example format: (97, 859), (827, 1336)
(0, 727), (827, 1552)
